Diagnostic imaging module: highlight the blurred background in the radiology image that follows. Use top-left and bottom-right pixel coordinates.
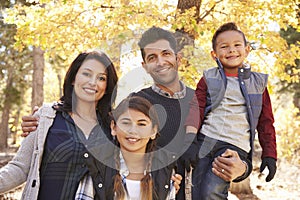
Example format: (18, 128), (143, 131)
(0, 0), (299, 199)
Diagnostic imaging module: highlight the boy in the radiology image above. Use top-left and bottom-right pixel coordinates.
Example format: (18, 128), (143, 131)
(184, 22), (277, 199)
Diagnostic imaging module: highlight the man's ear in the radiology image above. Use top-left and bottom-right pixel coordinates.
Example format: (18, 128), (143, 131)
(210, 51), (217, 60)
(141, 61), (150, 73)
(176, 51), (182, 65)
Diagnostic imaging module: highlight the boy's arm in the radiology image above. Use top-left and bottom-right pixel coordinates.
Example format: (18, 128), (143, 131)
(180, 77), (207, 172)
(184, 77), (207, 129)
(257, 88), (277, 159)
(257, 88), (277, 182)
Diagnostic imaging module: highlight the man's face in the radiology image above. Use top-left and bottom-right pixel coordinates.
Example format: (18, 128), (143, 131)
(142, 39), (180, 87)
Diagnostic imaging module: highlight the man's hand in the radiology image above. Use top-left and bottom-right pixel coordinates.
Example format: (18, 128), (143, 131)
(212, 149), (247, 182)
(21, 106), (39, 137)
(260, 157), (276, 182)
(171, 173), (182, 194)
(179, 133), (200, 172)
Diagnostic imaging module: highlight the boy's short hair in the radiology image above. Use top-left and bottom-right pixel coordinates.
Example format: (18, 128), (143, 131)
(138, 26), (177, 61)
(212, 22), (247, 51)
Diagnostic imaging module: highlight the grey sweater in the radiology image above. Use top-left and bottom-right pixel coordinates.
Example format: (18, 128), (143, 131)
(0, 104), (56, 199)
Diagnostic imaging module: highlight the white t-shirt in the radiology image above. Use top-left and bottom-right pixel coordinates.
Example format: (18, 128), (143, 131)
(126, 179), (141, 200)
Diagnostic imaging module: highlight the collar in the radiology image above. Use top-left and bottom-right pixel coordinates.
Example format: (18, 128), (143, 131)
(151, 81), (186, 99)
(119, 152), (130, 177)
(238, 64), (251, 79)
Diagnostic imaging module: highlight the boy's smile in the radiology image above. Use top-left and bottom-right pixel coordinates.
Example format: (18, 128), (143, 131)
(213, 30), (250, 74)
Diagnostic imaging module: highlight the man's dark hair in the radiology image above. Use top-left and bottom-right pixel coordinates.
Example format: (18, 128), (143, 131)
(212, 22), (247, 51)
(138, 26), (177, 61)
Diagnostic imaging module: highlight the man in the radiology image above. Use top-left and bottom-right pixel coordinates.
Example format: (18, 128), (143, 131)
(21, 26), (250, 200)
(131, 26), (251, 199)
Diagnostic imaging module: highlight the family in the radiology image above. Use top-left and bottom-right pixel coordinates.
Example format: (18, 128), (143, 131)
(0, 22), (277, 200)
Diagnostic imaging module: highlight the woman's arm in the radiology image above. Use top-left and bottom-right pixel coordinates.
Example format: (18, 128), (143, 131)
(0, 129), (36, 193)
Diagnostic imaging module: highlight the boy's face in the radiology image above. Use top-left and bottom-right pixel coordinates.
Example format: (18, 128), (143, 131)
(212, 30), (250, 73)
(141, 39), (180, 87)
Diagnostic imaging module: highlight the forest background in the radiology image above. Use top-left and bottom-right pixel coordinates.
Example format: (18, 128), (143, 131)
(0, 0), (299, 199)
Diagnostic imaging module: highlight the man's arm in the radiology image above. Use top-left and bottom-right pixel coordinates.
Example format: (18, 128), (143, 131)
(212, 149), (251, 182)
(21, 106), (39, 137)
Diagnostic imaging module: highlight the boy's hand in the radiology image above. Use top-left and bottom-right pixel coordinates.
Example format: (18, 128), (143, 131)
(260, 157), (276, 182)
(179, 133), (200, 172)
(21, 106), (39, 137)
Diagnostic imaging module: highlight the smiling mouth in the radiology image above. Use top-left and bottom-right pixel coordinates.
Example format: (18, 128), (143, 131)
(126, 137), (140, 142)
(84, 88), (97, 93)
(226, 55), (239, 59)
(156, 67), (171, 73)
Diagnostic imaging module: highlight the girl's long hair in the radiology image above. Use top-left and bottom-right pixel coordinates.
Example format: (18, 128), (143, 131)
(111, 96), (160, 200)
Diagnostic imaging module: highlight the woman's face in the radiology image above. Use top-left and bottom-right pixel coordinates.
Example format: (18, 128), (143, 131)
(111, 108), (157, 154)
(73, 59), (107, 105)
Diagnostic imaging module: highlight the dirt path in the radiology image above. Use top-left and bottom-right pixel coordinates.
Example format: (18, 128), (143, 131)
(229, 158), (300, 200)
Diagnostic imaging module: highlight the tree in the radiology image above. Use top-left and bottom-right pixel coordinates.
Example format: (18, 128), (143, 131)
(31, 46), (45, 108)
(0, 0), (32, 150)
(279, 24), (300, 111)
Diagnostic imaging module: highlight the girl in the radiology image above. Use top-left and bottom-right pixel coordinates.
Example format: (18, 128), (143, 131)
(86, 96), (180, 200)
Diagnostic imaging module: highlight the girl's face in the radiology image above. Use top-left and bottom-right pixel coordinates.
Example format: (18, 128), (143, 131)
(111, 108), (157, 154)
(212, 30), (250, 73)
(73, 59), (107, 105)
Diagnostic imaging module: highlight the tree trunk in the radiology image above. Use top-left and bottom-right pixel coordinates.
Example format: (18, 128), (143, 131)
(0, 67), (14, 151)
(175, 0), (200, 51)
(177, 0), (200, 18)
(31, 46), (45, 109)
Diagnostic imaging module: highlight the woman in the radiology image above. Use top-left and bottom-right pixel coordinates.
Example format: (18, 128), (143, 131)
(86, 96), (181, 200)
(0, 51), (118, 199)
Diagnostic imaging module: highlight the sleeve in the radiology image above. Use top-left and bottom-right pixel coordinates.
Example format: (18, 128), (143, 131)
(256, 88), (277, 160)
(232, 157), (253, 182)
(184, 77), (207, 130)
(0, 131), (36, 193)
(166, 169), (176, 200)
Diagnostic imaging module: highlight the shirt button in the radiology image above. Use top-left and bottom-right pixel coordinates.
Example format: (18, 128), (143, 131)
(172, 155), (176, 159)
(241, 81), (244, 85)
(240, 69), (244, 72)
(84, 153), (89, 158)
(165, 184), (169, 189)
(98, 183), (103, 188)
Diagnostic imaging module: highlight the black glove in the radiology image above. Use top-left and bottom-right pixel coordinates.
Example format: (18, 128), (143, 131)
(260, 157), (277, 182)
(179, 133), (200, 172)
